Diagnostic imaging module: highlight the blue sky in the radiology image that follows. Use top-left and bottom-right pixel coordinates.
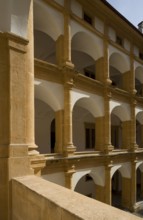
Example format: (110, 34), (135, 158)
(106, 0), (143, 27)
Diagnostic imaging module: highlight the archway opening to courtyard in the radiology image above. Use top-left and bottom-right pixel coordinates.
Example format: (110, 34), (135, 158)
(34, 30), (56, 64)
(111, 114), (122, 149)
(74, 174), (96, 199)
(71, 31), (102, 81)
(73, 105), (95, 152)
(137, 167), (143, 202)
(35, 98), (55, 154)
(112, 170), (122, 208)
(109, 53), (130, 91)
(135, 66), (143, 97)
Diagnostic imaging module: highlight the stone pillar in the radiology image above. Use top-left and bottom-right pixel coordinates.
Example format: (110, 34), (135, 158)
(56, 35), (64, 66)
(26, 0), (39, 155)
(96, 117), (104, 151)
(104, 164), (112, 205)
(122, 160), (137, 211)
(95, 57), (105, 83)
(122, 71), (131, 92)
(64, 77), (76, 156)
(130, 100), (138, 151)
(55, 110), (64, 154)
(65, 165), (75, 189)
(95, 184), (105, 203)
(62, 0), (74, 68)
(122, 121), (131, 149)
(103, 95), (113, 153)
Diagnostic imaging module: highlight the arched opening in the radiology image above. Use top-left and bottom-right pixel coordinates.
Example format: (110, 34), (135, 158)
(50, 119), (55, 153)
(71, 32), (102, 81)
(35, 98), (55, 154)
(112, 170), (122, 208)
(135, 66), (143, 97)
(73, 105), (95, 151)
(111, 114), (122, 149)
(75, 174), (96, 199)
(137, 168), (142, 202)
(34, 30), (56, 64)
(109, 53), (129, 90)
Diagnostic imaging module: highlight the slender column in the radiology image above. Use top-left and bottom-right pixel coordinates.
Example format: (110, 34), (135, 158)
(96, 117), (104, 151)
(104, 163), (112, 205)
(65, 165), (75, 189)
(55, 110), (64, 154)
(64, 80), (76, 156)
(62, 0), (74, 67)
(130, 100), (138, 151)
(95, 57), (104, 83)
(103, 94), (114, 153)
(122, 160), (137, 211)
(26, 0), (39, 155)
(122, 121), (131, 149)
(95, 184), (105, 203)
(122, 71), (131, 92)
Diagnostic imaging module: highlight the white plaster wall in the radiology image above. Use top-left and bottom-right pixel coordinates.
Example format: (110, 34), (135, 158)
(71, 0), (82, 18)
(108, 27), (116, 42)
(124, 39), (130, 52)
(42, 172), (65, 187)
(134, 46), (139, 57)
(94, 17), (104, 33)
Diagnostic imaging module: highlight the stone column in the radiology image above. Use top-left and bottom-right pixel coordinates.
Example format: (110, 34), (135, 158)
(122, 71), (131, 92)
(55, 110), (64, 154)
(96, 117), (104, 151)
(122, 177), (132, 209)
(130, 100), (138, 151)
(104, 163), (112, 205)
(103, 94), (113, 153)
(130, 160), (137, 211)
(65, 165), (75, 189)
(64, 77), (76, 156)
(95, 57), (105, 83)
(26, 0), (39, 155)
(122, 121), (131, 149)
(95, 184), (105, 203)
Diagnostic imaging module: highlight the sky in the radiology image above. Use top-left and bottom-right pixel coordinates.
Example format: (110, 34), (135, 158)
(106, 0), (143, 28)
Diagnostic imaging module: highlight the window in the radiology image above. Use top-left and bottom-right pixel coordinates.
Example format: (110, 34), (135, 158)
(83, 12), (93, 25)
(116, 35), (123, 46)
(85, 123), (95, 149)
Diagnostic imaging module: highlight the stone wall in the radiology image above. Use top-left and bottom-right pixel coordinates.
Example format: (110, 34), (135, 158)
(12, 175), (141, 220)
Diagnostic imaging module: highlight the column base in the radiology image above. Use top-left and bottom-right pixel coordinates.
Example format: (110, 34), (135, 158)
(64, 145), (76, 157)
(28, 144), (39, 156)
(103, 144), (114, 154)
(30, 154), (46, 176)
(129, 143), (139, 152)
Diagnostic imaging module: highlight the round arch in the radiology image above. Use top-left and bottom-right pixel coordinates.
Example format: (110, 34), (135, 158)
(34, 80), (64, 112)
(71, 31), (102, 62)
(34, 0), (63, 41)
(135, 66), (143, 83)
(136, 111), (143, 125)
(109, 52), (130, 73)
(111, 105), (131, 122)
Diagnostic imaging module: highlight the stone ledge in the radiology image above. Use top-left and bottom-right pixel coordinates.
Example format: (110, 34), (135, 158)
(12, 175), (142, 220)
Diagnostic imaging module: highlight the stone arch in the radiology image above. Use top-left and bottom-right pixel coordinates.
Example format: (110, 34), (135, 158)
(34, 0), (63, 41)
(71, 89), (104, 117)
(111, 104), (131, 122)
(72, 31), (102, 62)
(135, 66), (143, 96)
(111, 163), (131, 179)
(109, 52), (130, 74)
(34, 79), (64, 112)
(72, 167), (105, 190)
